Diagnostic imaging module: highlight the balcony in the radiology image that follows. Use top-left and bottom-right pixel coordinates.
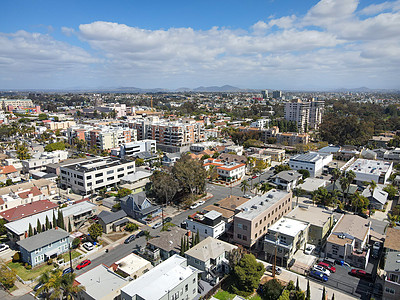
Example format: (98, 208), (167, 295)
(264, 235), (293, 250)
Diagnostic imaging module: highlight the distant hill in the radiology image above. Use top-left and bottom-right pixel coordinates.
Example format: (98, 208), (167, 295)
(192, 85), (243, 92)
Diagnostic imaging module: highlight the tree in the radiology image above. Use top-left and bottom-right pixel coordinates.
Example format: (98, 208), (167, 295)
(125, 222), (139, 232)
(53, 211), (57, 229)
(135, 158), (145, 167)
(88, 223), (103, 241)
(240, 180), (250, 195)
(306, 280), (311, 300)
(228, 248), (243, 269)
(172, 154), (207, 195)
(369, 180), (377, 195)
(117, 188), (132, 199)
(350, 192), (369, 213)
(195, 229), (200, 245)
(0, 259), (17, 289)
(0, 219), (7, 236)
(38, 113), (49, 120)
(44, 142), (66, 152)
(68, 220), (72, 232)
(278, 290), (290, 300)
(35, 269), (63, 299)
(260, 182), (273, 194)
(28, 223), (33, 237)
(231, 254), (265, 296)
(180, 237), (185, 256)
(331, 168), (341, 192)
(384, 184), (398, 200)
(36, 219), (42, 234)
(259, 278), (283, 300)
(16, 143), (31, 160)
(298, 169), (310, 179)
(339, 175), (350, 204)
(57, 210), (65, 229)
(62, 272), (85, 299)
(44, 215), (50, 230)
(274, 164), (291, 174)
(151, 171), (179, 205)
(294, 187), (306, 206)
(296, 277), (300, 291)
(72, 237), (81, 249)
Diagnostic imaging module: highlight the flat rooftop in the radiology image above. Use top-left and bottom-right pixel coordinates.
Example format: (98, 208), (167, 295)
(63, 157), (132, 173)
(115, 253), (152, 276)
(347, 158), (392, 175)
(235, 189), (290, 221)
(75, 265), (128, 300)
(268, 217), (309, 237)
(121, 255), (198, 299)
(287, 205), (333, 227)
(328, 214), (370, 246)
(290, 152), (329, 163)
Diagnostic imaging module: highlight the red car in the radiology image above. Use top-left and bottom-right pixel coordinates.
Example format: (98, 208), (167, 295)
(76, 259), (91, 270)
(252, 175), (257, 179)
(318, 262), (336, 273)
(350, 269), (367, 278)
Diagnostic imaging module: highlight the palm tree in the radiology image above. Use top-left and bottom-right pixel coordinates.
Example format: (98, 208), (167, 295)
(240, 180), (249, 195)
(331, 168), (341, 192)
(260, 182), (272, 194)
(369, 180), (377, 194)
(253, 182), (261, 195)
(62, 273), (85, 299)
(339, 175), (350, 204)
(36, 269), (63, 299)
(345, 170), (356, 204)
(294, 187), (306, 206)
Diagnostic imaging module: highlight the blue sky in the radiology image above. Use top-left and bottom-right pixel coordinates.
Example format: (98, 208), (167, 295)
(1, 0), (400, 90)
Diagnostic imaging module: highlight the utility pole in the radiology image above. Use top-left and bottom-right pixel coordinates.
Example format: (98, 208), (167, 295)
(68, 241), (73, 271)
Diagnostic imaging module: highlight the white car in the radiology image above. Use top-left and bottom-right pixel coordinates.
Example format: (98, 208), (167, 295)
(190, 203), (200, 209)
(0, 244), (9, 252)
(313, 265), (330, 277)
(197, 200), (205, 206)
(304, 244), (315, 255)
(82, 242), (94, 251)
(152, 222), (163, 229)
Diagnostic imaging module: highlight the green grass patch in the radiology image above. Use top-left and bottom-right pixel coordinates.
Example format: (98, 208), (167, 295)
(161, 222), (176, 231)
(213, 290), (235, 300)
(59, 250), (81, 262)
(247, 294), (261, 300)
(7, 261), (54, 281)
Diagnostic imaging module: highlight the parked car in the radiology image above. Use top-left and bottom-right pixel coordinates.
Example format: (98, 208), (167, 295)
(252, 175), (257, 179)
(164, 217), (172, 223)
(91, 215), (99, 221)
(62, 267), (74, 276)
(309, 270), (328, 282)
(152, 222), (162, 229)
(266, 265), (282, 275)
(318, 262), (336, 273)
(350, 269), (370, 279)
(82, 242), (94, 251)
(190, 203), (200, 209)
(124, 235), (136, 244)
(304, 244), (315, 255)
(197, 200), (205, 206)
(76, 259), (91, 270)
(243, 194), (252, 199)
(33, 282), (43, 292)
(136, 230), (145, 238)
(312, 265), (330, 277)
(53, 196), (61, 200)
(0, 243), (9, 252)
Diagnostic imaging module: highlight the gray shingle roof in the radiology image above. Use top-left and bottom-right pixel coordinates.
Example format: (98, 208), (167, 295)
(17, 228), (69, 252)
(98, 210), (127, 224)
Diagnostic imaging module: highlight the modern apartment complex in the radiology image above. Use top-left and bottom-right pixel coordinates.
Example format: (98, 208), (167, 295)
(118, 139), (156, 158)
(346, 158), (393, 184)
(284, 98), (324, 133)
(232, 190), (293, 248)
(288, 152), (333, 177)
(60, 157), (136, 194)
(129, 117), (205, 152)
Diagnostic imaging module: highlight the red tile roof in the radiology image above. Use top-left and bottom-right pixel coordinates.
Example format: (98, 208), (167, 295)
(17, 187), (42, 199)
(0, 165), (18, 174)
(0, 200), (58, 222)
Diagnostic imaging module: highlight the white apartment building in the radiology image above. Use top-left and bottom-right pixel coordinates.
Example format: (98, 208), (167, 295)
(346, 158), (393, 184)
(44, 121), (76, 131)
(284, 98), (324, 133)
(190, 141), (221, 152)
(203, 159), (246, 182)
(22, 151), (69, 174)
(119, 139), (156, 158)
(60, 157), (136, 195)
(186, 211), (226, 239)
(120, 255), (198, 300)
(289, 152), (333, 177)
(250, 118), (270, 129)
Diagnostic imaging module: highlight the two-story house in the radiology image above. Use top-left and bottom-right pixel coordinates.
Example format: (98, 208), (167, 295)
(120, 191), (161, 223)
(325, 215), (371, 269)
(186, 210), (226, 239)
(185, 237), (237, 282)
(272, 170), (302, 192)
(17, 228), (70, 267)
(383, 228), (400, 299)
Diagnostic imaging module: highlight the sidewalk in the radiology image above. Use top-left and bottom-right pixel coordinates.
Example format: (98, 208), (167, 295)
(258, 260), (357, 300)
(11, 280), (32, 297)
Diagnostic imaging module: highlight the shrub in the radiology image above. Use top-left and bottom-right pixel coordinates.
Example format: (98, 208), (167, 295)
(125, 223), (139, 232)
(47, 259), (53, 265)
(12, 252), (21, 262)
(25, 264), (32, 270)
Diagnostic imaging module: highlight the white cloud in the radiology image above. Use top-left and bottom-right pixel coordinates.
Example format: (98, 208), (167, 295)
(268, 15), (297, 29)
(61, 27), (75, 37)
(359, 0), (400, 15)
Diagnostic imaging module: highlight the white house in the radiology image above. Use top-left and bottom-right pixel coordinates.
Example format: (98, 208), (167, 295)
(204, 159), (246, 182)
(346, 158), (393, 184)
(289, 152), (333, 177)
(186, 210), (226, 239)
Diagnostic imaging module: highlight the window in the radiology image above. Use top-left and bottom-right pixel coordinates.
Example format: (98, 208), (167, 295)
(96, 179), (103, 184)
(117, 167), (124, 172)
(185, 284), (188, 292)
(118, 174), (124, 178)
(389, 274), (399, 283)
(87, 182), (92, 186)
(243, 235), (247, 241)
(95, 173), (102, 178)
(205, 229), (208, 234)
(127, 165), (134, 169)
(193, 278), (196, 284)
(255, 223), (258, 228)
(264, 216), (266, 221)
(237, 234), (242, 239)
(385, 287), (395, 294)
(243, 225), (248, 231)
(107, 177), (114, 181)
(237, 223), (243, 229)
(86, 175), (92, 180)
(255, 233), (258, 238)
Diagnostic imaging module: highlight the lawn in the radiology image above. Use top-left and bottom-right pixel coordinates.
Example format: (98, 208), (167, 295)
(213, 290), (235, 300)
(60, 250), (81, 262)
(7, 261), (54, 281)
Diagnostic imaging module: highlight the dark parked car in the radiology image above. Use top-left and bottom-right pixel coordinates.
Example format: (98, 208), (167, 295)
(309, 270), (328, 282)
(164, 217), (172, 223)
(124, 235), (136, 244)
(62, 267), (74, 276)
(350, 269), (372, 280)
(266, 265), (282, 275)
(136, 231), (145, 238)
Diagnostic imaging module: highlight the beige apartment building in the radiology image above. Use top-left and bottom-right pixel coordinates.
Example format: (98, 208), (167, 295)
(232, 190), (293, 248)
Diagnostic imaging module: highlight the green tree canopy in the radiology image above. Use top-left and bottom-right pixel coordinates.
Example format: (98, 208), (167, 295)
(44, 142), (66, 152)
(150, 170), (179, 205)
(274, 164), (291, 174)
(88, 223), (103, 241)
(172, 154), (206, 195)
(231, 254), (265, 296)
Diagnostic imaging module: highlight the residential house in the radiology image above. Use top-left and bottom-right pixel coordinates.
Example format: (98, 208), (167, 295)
(61, 201), (97, 232)
(296, 178), (327, 193)
(203, 158), (246, 182)
(264, 217), (309, 267)
(75, 264), (129, 300)
(162, 152), (181, 167)
(17, 228), (70, 267)
(21, 150), (69, 174)
(111, 253), (152, 280)
(325, 215), (371, 269)
(186, 211), (226, 239)
(0, 199), (58, 222)
(98, 210), (129, 233)
(0, 185), (48, 213)
(383, 251), (400, 300)
(185, 237), (237, 281)
(287, 205), (335, 247)
(272, 170), (302, 192)
(147, 227), (189, 261)
(0, 165), (20, 183)
(263, 148), (285, 162)
(120, 255), (198, 300)
(361, 186), (388, 210)
(232, 190), (293, 248)
(120, 170), (152, 194)
(120, 191), (161, 223)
